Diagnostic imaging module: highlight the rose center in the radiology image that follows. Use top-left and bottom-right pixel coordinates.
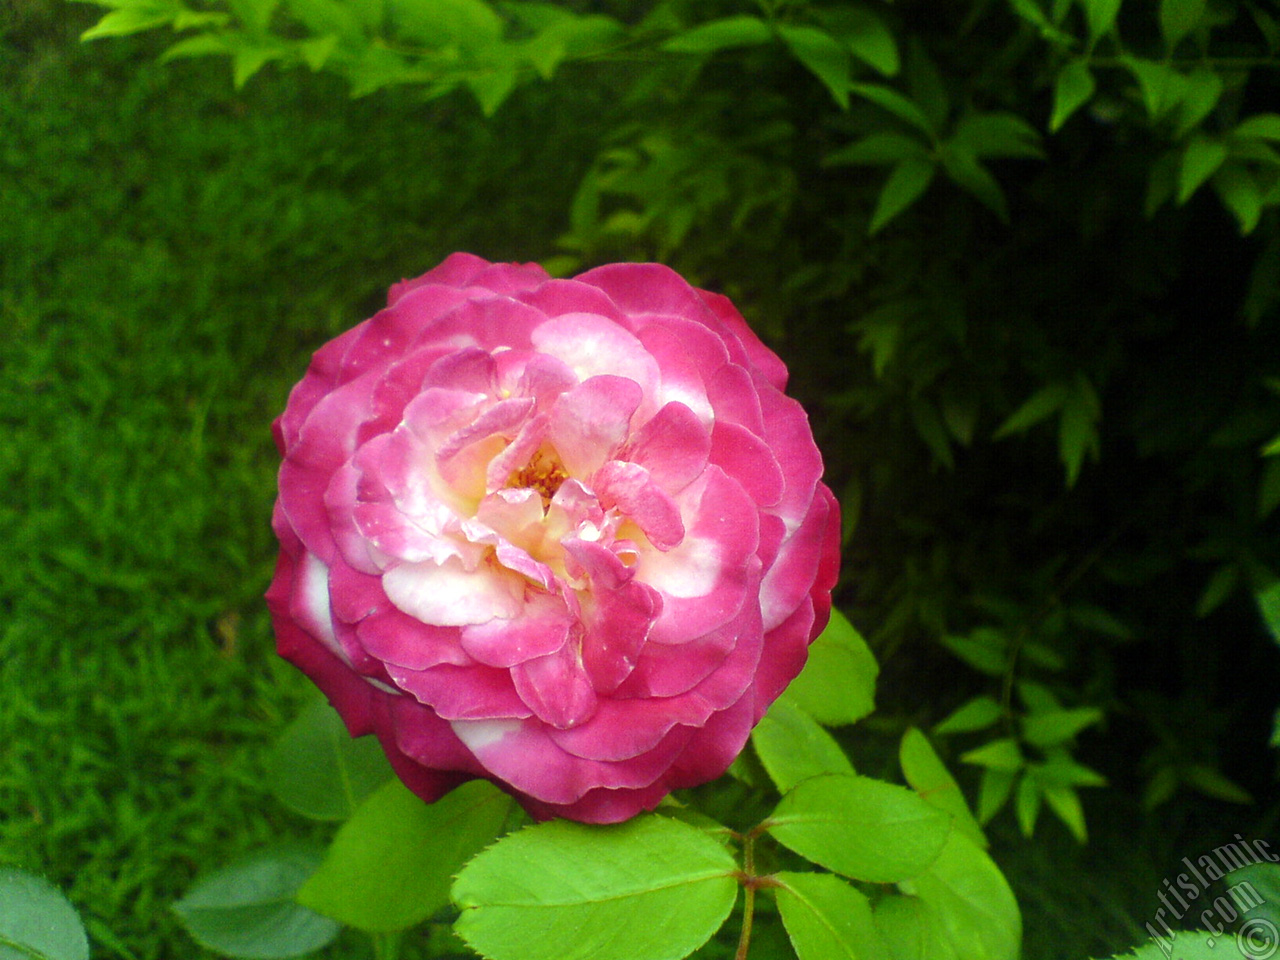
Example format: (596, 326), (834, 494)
(509, 448), (569, 507)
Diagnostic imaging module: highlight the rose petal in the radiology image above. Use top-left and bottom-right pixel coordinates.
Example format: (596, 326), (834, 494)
(548, 375), (643, 478)
(382, 556), (526, 626)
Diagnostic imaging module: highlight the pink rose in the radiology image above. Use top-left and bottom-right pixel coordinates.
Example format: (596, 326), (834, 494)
(267, 253), (840, 823)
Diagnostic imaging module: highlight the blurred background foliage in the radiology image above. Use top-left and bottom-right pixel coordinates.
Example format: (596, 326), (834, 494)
(3, 0), (1280, 956)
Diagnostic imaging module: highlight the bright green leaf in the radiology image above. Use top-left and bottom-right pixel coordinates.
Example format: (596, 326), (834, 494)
(1051, 60), (1096, 132)
(81, 1), (176, 39)
(467, 67), (520, 116)
(1124, 57), (1189, 122)
(1007, 0), (1074, 44)
(784, 609), (878, 726)
(1179, 136), (1228, 203)
(173, 846), (340, 959)
(768, 774), (952, 883)
(661, 16), (771, 53)
(387, 0), (503, 47)
(268, 698), (395, 821)
(779, 25), (853, 109)
(1034, 752), (1107, 788)
(160, 34), (233, 62)
(1041, 783), (1087, 841)
(1161, 0), (1207, 48)
(453, 815), (738, 960)
(870, 158), (936, 233)
(754, 697), (855, 794)
(906, 832), (1022, 960)
(824, 132), (930, 167)
(935, 696), (1003, 735)
(0, 869), (89, 960)
(286, 0), (363, 39)
(873, 894), (957, 960)
(1104, 931), (1259, 960)
(232, 44), (282, 87)
(900, 728), (989, 849)
(961, 738), (1023, 772)
(774, 872), (889, 960)
(301, 780), (510, 933)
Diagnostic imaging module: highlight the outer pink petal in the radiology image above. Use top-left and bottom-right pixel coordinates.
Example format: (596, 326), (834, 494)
(516, 278), (628, 324)
(547, 694), (715, 762)
(388, 661), (532, 720)
(760, 480), (836, 631)
(356, 606), (471, 670)
(577, 262), (714, 324)
(510, 642), (599, 729)
(460, 593), (572, 668)
(709, 420), (784, 508)
(696, 287), (789, 391)
(531, 312), (661, 396)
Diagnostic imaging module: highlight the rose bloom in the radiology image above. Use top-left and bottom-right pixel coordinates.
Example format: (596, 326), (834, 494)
(267, 253), (839, 823)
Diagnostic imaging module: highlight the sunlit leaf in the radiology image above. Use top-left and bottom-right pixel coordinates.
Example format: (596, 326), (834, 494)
(775, 872), (888, 960)
(754, 697), (855, 794)
(900, 728), (988, 848)
(960, 738), (1023, 772)
(784, 609), (878, 726)
(299, 779), (512, 933)
(779, 25), (852, 109)
(934, 696), (1002, 735)
(768, 774), (952, 883)
(453, 815), (738, 960)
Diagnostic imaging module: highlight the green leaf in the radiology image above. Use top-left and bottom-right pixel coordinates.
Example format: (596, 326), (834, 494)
(977, 769), (1016, 823)
(935, 696), (1003, 735)
(902, 832), (1022, 960)
(870, 158), (936, 233)
(779, 25), (853, 109)
(824, 132), (930, 167)
(768, 774), (952, 883)
(1080, 0), (1121, 39)
(1161, 0), (1207, 48)
(1213, 163), (1264, 234)
(754, 697), (855, 794)
(784, 609), (878, 726)
(849, 83), (936, 136)
(160, 34), (234, 62)
(994, 381), (1068, 439)
(939, 145), (1008, 220)
(774, 872), (889, 960)
(1041, 783), (1087, 841)
(1180, 762), (1254, 804)
(232, 44), (283, 88)
(1236, 113), (1280, 142)
(1124, 58), (1188, 122)
(268, 698), (395, 821)
(951, 112), (1044, 160)
(1105, 931), (1263, 960)
(1178, 136), (1228, 203)
(1015, 774), (1041, 835)
(1051, 60), (1096, 132)
(81, 1), (176, 39)
(1172, 67), (1223, 138)
(467, 67), (520, 116)
(286, 0), (364, 39)
(299, 779), (512, 933)
(0, 868), (89, 960)
(227, 0), (280, 33)
(172, 846), (339, 959)
(818, 6), (899, 76)
(453, 815), (738, 960)
(1195, 562), (1239, 616)
(960, 738), (1023, 772)
(1256, 579), (1280, 642)
(873, 895), (956, 960)
(940, 628), (1007, 676)
(661, 16), (771, 53)
(900, 728), (988, 849)
(388, 0), (503, 47)
(1021, 707), (1104, 748)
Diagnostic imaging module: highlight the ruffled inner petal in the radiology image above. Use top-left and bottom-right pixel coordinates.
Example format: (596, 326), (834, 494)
(623, 400), (711, 493)
(548, 375), (643, 478)
(382, 555), (526, 626)
(510, 641), (599, 729)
